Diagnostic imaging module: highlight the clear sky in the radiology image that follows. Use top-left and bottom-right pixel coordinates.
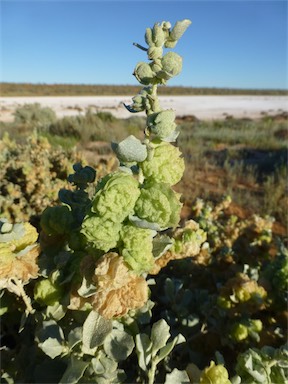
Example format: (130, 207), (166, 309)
(1, 0), (287, 89)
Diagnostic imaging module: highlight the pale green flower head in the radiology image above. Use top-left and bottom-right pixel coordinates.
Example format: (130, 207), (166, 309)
(81, 216), (121, 252)
(92, 172), (140, 223)
(140, 142), (185, 186)
(147, 109), (177, 141)
(120, 224), (155, 274)
(200, 361), (231, 384)
(134, 181), (182, 229)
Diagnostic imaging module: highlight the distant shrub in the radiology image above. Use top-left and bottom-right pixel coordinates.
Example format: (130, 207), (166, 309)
(48, 116), (82, 139)
(13, 103), (57, 128)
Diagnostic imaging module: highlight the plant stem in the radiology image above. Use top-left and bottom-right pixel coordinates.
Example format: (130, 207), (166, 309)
(147, 358), (158, 384)
(12, 278), (34, 314)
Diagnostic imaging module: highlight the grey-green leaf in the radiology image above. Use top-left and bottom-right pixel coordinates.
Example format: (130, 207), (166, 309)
(152, 235), (173, 258)
(157, 333), (185, 363)
(112, 135), (147, 163)
(40, 337), (64, 359)
(68, 327), (83, 349)
(59, 356), (89, 384)
(135, 333), (152, 371)
(165, 368), (190, 384)
(77, 277), (97, 298)
(82, 310), (112, 350)
(104, 328), (135, 361)
(170, 19), (192, 42)
(36, 320), (65, 359)
(151, 319), (171, 357)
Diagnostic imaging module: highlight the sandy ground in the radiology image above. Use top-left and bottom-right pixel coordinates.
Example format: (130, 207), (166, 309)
(0, 95), (287, 122)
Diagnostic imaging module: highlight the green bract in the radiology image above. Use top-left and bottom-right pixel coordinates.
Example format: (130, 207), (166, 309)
(129, 87), (151, 112)
(134, 182), (182, 229)
(147, 110), (178, 141)
(133, 63), (155, 85)
(120, 224), (155, 274)
(81, 216), (121, 252)
(91, 172), (140, 223)
(140, 142), (185, 185)
(157, 52), (182, 80)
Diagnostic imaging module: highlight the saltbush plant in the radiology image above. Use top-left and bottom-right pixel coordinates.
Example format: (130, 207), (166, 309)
(1, 19), (287, 384)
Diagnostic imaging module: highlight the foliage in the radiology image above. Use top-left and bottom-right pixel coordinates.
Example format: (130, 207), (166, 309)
(1, 19), (287, 384)
(13, 103), (57, 129)
(0, 133), (83, 223)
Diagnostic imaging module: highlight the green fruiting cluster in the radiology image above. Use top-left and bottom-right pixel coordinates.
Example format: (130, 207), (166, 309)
(39, 21), (204, 323)
(78, 19), (194, 274)
(217, 273), (267, 312)
(230, 319), (263, 342)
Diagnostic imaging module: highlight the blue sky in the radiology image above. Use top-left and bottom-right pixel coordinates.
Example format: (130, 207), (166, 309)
(1, 1), (287, 89)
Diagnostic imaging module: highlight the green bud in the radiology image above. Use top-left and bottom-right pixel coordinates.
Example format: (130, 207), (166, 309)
(34, 278), (63, 306)
(217, 296), (232, 309)
(147, 46), (163, 61)
(157, 52), (183, 80)
(250, 319), (263, 332)
(147, 109), (177, 140)
(169, 20), (192, 43)
(126, 87), (152, 113)
(140, 142), (184, 185)
(200, 361), (231, 384)
(152, 23), (166, 47)
(145, 28), (154, 46)
(230, 323), (249, 342)
(133, 62), (155, 85)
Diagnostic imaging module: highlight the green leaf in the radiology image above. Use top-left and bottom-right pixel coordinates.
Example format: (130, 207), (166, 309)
(68, 327), (83, 349)
(59, 356), (89, 384)
(91, 352), (117, 375)
(151, 319), (171, 357)
(170, 19), (192, 42)
(165, 368), (190, 384)
(40, 337), (64, 359)
(104, 328), (134, 361)
(157, 333), (185, 363)
(37, 320), (65, 359)
(111, 135), (147, 163)
(82, 310), (112, 350)
(45, 302), (67, 321)
(77, 277), (97, 298)
(152, 235), (173, 258)
(135, 333), (152, 371)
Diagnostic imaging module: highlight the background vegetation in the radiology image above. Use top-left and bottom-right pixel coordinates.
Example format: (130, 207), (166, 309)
(1, 103), (287, 231)
(0, 103), (287, 383)
(1, 82), (288, 96)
